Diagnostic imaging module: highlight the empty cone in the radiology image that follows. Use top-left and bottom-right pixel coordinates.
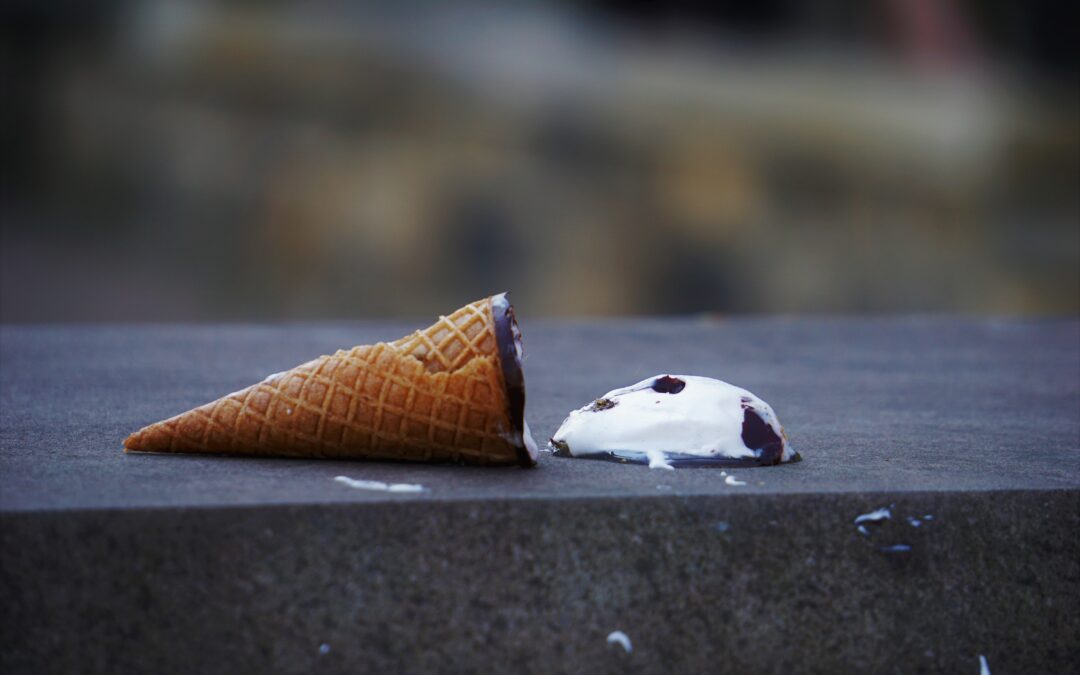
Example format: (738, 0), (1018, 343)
(124, 293), (537, 466)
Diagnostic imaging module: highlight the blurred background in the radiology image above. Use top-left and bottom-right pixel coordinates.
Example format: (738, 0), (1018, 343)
(1, 1), (1077, 322)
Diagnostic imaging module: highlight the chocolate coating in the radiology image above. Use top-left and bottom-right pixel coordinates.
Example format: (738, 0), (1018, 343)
(491, 292), (535, 467)
(741, 408), (786, 465)
(651, 376), (686, 394)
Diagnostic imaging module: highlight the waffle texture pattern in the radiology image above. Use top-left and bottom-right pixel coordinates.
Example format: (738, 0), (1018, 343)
(124, 296), (523, 464)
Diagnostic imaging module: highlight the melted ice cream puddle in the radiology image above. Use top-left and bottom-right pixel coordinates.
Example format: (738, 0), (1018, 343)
(549, 375), (799, 468)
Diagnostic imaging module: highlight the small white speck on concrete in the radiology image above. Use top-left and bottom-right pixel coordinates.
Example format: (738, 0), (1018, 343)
(725, 475), (747, 486)
(319, 643), (331, 655)
(607, 630), (632, 653)
(854, 507), (891, 525)
(879, 544), (912, 554)
(334, 476), (426, 493)
(979, 654), (991, 675)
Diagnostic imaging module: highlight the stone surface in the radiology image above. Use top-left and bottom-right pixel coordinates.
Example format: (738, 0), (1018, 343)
(1, 317), (1079, 673)
(1, 317), (1078, 510)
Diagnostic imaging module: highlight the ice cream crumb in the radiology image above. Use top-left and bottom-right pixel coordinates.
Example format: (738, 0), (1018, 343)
(606, 630), (632, 653)
(857, 525), (870, 536)
(319, 643), (331, 655)
(879, 544), (912, 554)
(334, 476), (426, 493)
(979, 654), (991, 675)
(724, 475), (746, 486)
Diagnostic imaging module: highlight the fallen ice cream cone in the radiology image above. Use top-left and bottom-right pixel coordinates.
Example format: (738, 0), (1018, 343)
(124, 293), (537, 466)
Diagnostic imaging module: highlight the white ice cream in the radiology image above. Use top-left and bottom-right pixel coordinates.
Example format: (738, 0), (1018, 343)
(522, 418), (540, 459)
(334, 476), (427, 493)
(854, 507), (892, 525)
(606, 631), (633, 653)
(549, 375), (798, 467)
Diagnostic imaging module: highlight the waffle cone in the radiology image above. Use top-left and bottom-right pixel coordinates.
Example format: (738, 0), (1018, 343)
(124, 293), (536, 466)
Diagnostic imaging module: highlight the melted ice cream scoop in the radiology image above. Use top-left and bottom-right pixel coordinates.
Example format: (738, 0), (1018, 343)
(549, 375), (800, 467)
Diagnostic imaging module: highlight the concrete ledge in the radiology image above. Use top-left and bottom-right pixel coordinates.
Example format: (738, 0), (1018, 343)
(3, 490), (1078, 674)
(1, 318), (1078, 672)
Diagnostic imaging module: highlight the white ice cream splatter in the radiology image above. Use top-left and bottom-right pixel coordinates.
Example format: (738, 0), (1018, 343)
(854, 507), (892, 525)
(334, 476), (426, 493)
(725, 475), (747, 486)
(979, 654), (991, 675)
(606, 630), (632, 653)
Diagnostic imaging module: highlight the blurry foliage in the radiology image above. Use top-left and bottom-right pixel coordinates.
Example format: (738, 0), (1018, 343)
(1, 1), (1077, 320)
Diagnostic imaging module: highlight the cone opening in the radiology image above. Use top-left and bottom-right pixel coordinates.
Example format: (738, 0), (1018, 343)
(491, 292), (536, 467)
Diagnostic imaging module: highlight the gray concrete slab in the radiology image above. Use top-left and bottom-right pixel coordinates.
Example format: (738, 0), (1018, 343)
(1, 317), (1078, 510)
(1, 489), (1076, 675)
(1, 317), (1078, 674)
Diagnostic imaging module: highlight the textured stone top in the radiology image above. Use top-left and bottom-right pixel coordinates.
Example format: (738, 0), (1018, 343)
(1, 317), (1078, 511)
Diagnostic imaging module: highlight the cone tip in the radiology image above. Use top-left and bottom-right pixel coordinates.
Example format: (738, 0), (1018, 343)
(123, 426), (153, 452)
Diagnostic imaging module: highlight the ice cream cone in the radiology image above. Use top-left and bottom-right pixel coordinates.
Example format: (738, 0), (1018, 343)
(124, 293), (537, 466)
